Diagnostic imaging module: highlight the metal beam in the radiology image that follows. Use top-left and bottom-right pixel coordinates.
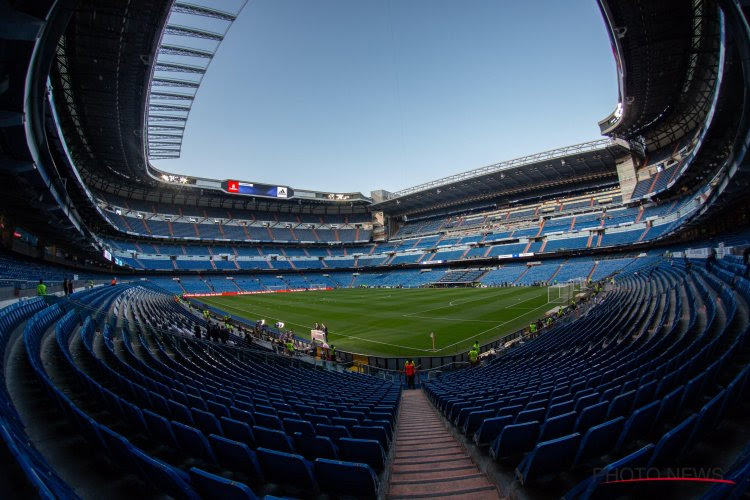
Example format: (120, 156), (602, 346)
(159, 44), (213, 58)
(173, 2), (238, 21)
(148, 115), (188, 122)
(148, 124), (186, 131)
(165, 24), (224, 41)
(149, 91), (195, 100)
(148, 134), (183, 140)
(148, 103), (191, 112)
(154, 61), (206, 74)
(152, 77), (200, 88)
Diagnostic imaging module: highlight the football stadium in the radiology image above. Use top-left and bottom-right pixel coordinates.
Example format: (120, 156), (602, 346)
(1, 0), (750, 498)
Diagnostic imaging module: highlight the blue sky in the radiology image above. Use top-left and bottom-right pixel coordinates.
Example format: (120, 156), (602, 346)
(153, 0), (617, 195)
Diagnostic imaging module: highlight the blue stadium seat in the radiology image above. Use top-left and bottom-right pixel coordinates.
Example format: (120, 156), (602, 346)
(538, 411), (576, 441)
(254, 412), (284, 431)
(332, 417), (359, 430)
(564, 444), (655, 500)
(574, 416), (625, 464)
(654, 385), (685, 423)
(473, 415), (514, 447)
(497, 404), (524, 419)
(171, 421), (218, 465)
(97, 425), (145, 477)
(229, 407), (256, 426)
(253, 426), (295, 453)
(283, 418), (315, 437)
(192, 407), (223, 436)
(206, 400), (230, 419)
(316, 423), (351, 441)
(131, 446), (200, 500)
(633, 380), (658, 408)
(516, 408), (545, 424)
(574, 393), (600, 413)
(220, 417), (257, 448)
(516, 433), (581, 485)
(574, 401), (609, 432)
(490, 421), (540, 460)
(606, 390), (636, 419)
(463, 409), (494, 436)
(293, 433), (339, 461)
(207, 434), (264, 482)
(615, 400), (660, 450)
(142, 409), (179, 449)
(188, 467), (258, 500)
(338, 438), (386, 472)
(120, 399), (148, 434)
(306, 414), (331, 426)
(362, 418), (393, 438)
(546, 400), (575, 419)
(351, 425), (389, 450)
(647, 414), (698, 467)
(168, 400), (195, 426)
(686, 389), (726, 450)
(314, 458), (379, 499)
(256, 447), (318, 492)
(341, 410), (366, 422)
(149, 392), (171, 418)
(455, 406), (483, 427)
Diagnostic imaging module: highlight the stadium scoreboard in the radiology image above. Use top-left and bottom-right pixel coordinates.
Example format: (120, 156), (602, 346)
(223, 180), (293, 199)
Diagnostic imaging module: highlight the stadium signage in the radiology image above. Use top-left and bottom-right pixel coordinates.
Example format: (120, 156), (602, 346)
(223, 180), (294, 199)
(182, 287), (332, 298)
(496, 252), (535, 259)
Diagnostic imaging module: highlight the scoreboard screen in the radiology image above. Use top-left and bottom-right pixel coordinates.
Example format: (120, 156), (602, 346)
(223, 180), (293, 199)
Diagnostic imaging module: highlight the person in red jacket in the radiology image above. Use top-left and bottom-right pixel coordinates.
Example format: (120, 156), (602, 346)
(404, 359), (416, 389)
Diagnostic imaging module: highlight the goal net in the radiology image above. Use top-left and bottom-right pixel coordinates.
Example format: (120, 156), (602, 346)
(548, 283), (574, 304)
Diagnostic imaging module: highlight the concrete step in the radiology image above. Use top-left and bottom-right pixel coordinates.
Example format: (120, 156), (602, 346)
(386, 390), (500, 499)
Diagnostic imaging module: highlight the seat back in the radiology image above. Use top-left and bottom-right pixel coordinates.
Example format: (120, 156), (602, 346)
(256, 447), (318, 492)
(253, 425), (295, 453)
(171, 421), (217, 465)
(338, 438), (386, 472)
(574, 416), (625, 464)
(188, 467), (257, 500)
(314, 458), (378, 499)
(207, 434), (263, 481)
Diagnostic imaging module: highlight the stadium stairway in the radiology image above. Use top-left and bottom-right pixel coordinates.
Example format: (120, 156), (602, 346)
(387, 390), (500, 499)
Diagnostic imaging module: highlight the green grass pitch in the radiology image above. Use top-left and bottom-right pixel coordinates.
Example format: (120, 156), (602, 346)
(196, 286), (552, 357)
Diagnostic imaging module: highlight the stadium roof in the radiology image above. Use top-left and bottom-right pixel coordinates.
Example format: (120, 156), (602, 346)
(372, 139), (631, 216)
(597, 0), (723, 152)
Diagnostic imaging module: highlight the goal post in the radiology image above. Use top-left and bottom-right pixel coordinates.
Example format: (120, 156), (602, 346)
(548, 283), (574, 304)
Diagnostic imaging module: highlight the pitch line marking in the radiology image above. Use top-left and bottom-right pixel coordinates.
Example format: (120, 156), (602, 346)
(402, 287), (522, 318)
(200, 287), (550, 354)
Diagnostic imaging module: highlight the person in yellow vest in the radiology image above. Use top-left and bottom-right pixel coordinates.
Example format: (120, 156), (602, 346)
(36, 280), (46, 296)
(468, 347), (479, 367)
(285, 340), (295, 356)
(203, 309), (210, 320)
(404, 359), (416, 389)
